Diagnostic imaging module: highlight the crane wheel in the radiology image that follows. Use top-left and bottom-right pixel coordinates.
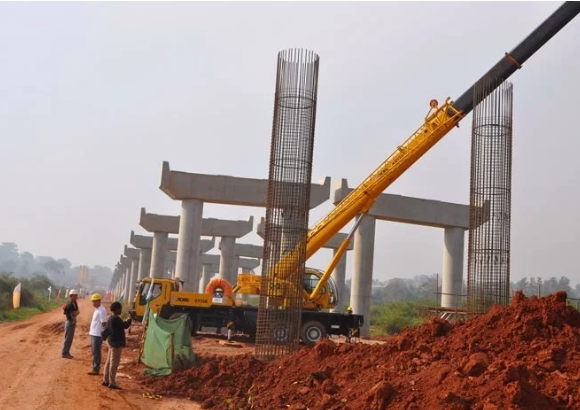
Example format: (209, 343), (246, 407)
(301, 320), (327, 346)
(270, 321), (290, 344)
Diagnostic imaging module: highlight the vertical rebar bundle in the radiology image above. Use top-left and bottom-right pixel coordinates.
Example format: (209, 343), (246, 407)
(255, 49), (319, 360)
(467, 79), (513, 314)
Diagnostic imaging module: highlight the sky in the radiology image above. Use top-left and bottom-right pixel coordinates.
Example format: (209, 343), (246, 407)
(0, 2), (579, 285)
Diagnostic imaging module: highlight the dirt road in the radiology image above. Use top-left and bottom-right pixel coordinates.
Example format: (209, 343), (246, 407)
(0, 298), (198, 410)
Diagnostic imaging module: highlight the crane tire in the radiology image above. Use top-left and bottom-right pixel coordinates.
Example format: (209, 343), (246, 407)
(301, 320), (327, 346)
(271, 321), (290, 344)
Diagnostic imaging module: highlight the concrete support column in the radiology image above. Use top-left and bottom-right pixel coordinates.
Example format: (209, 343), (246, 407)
(330, 250), (347, 313)
(128, 257), (139, 306)
(138, 249), (152, 282)
(123, 266), (131, 304)
(238, 257), (250, 274)
(150, 232), (168, 278)
(219, 237), (237, 285)
(441, 227), (465, 308)
(176, 199), (204, 292)
(199, 263), (218, 293)
(350, 215), (376, 337)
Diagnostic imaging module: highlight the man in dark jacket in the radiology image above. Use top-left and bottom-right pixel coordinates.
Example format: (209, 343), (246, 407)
(61, 289), (79, 359)
(101, 301), (133, 389)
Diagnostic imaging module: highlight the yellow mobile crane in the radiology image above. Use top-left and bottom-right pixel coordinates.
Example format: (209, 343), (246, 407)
(260, 1), (580, 307)
(133, 3), (579, 345)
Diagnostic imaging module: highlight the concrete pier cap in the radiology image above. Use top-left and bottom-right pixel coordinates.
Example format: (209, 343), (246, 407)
(333, 178), (470, 229)
(159, 161), (331, 208)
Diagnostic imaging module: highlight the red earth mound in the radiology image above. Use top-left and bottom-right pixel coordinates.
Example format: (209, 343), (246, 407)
(140, 292), (580, 410)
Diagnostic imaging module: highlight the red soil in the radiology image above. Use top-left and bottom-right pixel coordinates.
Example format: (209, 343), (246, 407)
(140, 291), (580, 410)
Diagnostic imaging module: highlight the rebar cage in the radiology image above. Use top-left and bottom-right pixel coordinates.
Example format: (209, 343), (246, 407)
(467, 79), (513, 314)
(255, 49), (320, 360)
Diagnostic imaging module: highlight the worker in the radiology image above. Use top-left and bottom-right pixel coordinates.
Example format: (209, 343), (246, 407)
(101, 301), (134, 390)
(346, 306), (353, 315)
(61, 289), (80, 359)
(88, 293), (108, 376)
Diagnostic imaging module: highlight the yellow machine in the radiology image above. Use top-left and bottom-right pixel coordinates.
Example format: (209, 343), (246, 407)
(130, 3), (580, 344)
(266, 3), (580, 305)
(133, 266), (339, 319)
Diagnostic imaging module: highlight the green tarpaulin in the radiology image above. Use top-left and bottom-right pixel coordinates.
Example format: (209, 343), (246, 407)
(140, 311), (196, 376)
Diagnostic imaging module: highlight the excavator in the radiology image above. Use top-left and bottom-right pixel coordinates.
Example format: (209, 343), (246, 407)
(132, 2), (580, 345)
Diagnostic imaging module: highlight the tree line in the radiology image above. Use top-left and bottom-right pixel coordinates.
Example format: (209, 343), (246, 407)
(0, 242), (112, 289)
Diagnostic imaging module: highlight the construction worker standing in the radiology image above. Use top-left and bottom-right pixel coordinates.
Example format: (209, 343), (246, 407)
(101, 301), (134, 390)
(88, 293), (108, 375)
(61, 289), (79, 359)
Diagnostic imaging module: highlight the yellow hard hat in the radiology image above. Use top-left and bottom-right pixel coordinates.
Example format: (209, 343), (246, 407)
(346, 306), (353, 312)
(91, 293), (102, 301)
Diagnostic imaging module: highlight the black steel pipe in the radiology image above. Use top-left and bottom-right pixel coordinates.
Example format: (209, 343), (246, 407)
(453, 1), (580, 116)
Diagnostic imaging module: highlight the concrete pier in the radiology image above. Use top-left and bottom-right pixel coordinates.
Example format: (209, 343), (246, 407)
(350, 215), (376, 337)
(165, 238), (215, 280)
(200, 263), (219, 292)
(219, 242), (262, 285)
(175, 199), (204, 293)
(123, 246), (140, 306)
(130, 231), (152, 283)
(119, 255), (130, 303)
(442, 227), (465, 309)
(139, 207), (254, 291)
(334, 179), (475, 336)
(159, 161), (331, 290)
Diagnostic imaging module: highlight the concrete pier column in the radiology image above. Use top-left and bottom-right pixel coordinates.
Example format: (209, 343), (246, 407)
(330, 249), (347, 312)
(129, 258), (139, 305)
(219, 237), (237, 285)
(350, 215), (376, 337)
(138, 249), (151, 282)
(123, 246), (140, 307)
(200, 263), (219, 292)
(123, 265), (131, 305)
(176, 199), (204, 292)
(150, 232), (168, 278)
(442, 227), (465, 308)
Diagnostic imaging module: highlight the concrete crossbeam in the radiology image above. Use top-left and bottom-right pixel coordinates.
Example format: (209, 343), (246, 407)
(238, 257), (260, 272)
(333, 178), (470, 229)
(139, 208), (179, 233)
(333, 179), (480, 333)
(130, 231), (153, 249)
(130, 230), (205, 253)
(160, 161), (331, 208)
(223, 242), (263, 258)
(140, 208), (253, 237)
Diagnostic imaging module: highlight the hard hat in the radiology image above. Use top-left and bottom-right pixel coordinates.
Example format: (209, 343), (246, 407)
(69, 289), (79, 296)
(91, 293), (102, 301)
(346, 306), (353, 312)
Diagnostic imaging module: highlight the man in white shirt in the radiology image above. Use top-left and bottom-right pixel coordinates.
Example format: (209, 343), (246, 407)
(88, 293), (108, 376)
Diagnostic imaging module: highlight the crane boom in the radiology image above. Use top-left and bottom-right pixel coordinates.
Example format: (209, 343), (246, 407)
(268, 2), (580, 302)
(307, 1), (580, 260)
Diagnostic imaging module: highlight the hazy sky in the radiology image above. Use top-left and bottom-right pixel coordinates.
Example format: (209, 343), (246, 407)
(1, 2), (579, 284)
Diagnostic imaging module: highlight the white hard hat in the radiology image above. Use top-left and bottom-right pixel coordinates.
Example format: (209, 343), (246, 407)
(69, 289), (79, 295)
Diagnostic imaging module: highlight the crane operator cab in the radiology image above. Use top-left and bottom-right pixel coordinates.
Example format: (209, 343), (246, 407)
(302, 267), (338, 310)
